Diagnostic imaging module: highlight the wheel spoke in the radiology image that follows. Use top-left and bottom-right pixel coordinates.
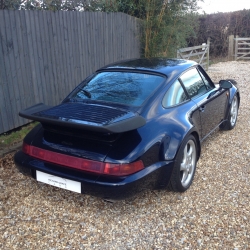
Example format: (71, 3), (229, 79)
(180, 162), (186, 171)
(231, 101), (236, 115)
(187, 144), (193, 157)
(230, 107), (234, 115)
(181, 170), (188, 183)
(182, 145), (188, 164)
(189, 159), (194, 173)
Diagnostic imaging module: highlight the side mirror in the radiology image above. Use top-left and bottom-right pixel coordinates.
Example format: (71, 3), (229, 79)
(219, 80), (232, 89)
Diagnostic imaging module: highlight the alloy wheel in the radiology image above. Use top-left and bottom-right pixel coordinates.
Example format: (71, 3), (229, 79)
(180, 140), (197, 188)
(230, 96), (238, 127)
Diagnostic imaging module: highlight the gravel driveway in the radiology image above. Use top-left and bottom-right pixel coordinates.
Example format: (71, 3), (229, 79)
(0, 61), (249, 249)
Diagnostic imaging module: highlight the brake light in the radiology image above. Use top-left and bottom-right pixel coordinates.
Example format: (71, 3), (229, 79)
(22, 143), (144, 176)
(103, 162), (144, 176)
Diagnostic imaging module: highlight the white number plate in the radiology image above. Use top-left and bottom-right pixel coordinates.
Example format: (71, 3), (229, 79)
(36, 171), (81, 193)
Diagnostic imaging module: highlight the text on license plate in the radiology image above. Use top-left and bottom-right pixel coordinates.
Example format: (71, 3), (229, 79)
(36, 171), (81, 193)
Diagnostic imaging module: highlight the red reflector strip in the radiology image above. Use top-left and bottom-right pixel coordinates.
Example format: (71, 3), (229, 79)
(23, 143), (104, 173)
(22, 143), (144, 176)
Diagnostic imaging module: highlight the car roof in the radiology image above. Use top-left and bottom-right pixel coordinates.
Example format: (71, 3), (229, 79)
(97, 58), (198, 78)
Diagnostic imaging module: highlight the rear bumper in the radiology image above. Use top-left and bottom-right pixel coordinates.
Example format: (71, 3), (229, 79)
(14, 151), (175, 199)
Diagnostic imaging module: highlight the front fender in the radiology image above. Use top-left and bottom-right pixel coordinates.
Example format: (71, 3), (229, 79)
(225, 85), (240, 120)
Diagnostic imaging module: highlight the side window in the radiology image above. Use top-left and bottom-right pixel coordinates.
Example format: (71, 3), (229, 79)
(162, 79), (188, 108)
(180, 68), (208, 98)
(198, 68), (213, 90)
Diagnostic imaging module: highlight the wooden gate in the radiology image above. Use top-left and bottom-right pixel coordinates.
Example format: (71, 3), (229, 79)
(234, 37), (250, 60)
(177, 38), (210, 70)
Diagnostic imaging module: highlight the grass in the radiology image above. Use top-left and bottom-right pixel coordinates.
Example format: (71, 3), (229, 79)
(0, 122), (38, 149)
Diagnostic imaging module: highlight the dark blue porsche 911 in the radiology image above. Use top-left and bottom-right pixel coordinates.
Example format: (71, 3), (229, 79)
(14, 58), (240, 199)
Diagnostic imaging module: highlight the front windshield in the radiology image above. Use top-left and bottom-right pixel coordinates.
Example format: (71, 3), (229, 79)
(71, 71), (165, 106)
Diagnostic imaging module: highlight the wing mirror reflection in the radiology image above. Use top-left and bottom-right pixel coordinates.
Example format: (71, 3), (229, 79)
(219, 80), (232, 89)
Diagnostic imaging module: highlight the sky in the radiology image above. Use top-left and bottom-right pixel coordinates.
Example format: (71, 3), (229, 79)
(198, 0), (250, 14)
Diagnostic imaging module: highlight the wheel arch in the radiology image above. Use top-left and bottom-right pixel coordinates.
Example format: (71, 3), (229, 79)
(177, 130), (201, 161)
(190, 131), (201, 160)
(236, 91), (240, 106)
(228, 87), (240, 114)
(159, 127), (201, 162)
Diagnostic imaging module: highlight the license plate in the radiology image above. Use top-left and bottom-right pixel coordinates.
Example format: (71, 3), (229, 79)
(36, 171), (81, 193)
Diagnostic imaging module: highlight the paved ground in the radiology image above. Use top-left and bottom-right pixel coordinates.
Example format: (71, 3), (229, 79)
(0, 61), (249, 249)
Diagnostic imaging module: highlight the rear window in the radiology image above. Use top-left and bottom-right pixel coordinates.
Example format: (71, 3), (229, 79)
(71, 72), (165, 106)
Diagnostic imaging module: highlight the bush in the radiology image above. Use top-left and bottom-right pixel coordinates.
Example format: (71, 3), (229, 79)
(189, 10), (250, 58)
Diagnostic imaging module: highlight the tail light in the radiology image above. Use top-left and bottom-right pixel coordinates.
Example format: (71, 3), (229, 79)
(22, 143), (144, 176)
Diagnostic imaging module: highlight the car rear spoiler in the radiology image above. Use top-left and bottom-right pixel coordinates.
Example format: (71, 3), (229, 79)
(19, 103), (146, 133)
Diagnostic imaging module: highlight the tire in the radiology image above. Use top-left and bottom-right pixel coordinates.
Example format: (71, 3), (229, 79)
(221, 95), (239, 130)
(168, 135), (197, 192)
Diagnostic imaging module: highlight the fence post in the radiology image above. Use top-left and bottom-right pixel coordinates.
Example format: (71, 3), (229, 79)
(235, 35), (239, 61)
(228, 35), (234, 61)
(207, 37), (210, 70)
(177, 49), (180, 58)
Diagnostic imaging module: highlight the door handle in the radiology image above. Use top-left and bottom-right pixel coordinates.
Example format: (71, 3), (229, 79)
(199, 106), (205, 112)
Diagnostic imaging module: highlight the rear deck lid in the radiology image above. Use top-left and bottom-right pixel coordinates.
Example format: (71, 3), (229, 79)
(19, 102), (146, 133)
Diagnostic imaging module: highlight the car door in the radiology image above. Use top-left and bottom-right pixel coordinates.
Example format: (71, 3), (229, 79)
(180, 67), (228, 140)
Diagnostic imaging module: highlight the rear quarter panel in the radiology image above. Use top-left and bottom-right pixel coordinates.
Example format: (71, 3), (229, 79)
(105, 98), (201, 165)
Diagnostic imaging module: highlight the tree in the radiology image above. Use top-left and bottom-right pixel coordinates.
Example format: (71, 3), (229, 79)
(90, 0), (201, 57)
(0, 0), (92, 10)
(0, 0), (24, 9)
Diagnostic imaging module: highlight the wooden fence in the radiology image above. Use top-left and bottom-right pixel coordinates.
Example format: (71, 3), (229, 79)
(177, 38), (210, 70)
(0, 10), (141, 134)
(234, 37), (250, 60)
(228, 35), (250, 60)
